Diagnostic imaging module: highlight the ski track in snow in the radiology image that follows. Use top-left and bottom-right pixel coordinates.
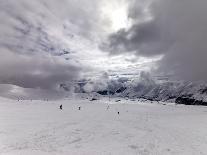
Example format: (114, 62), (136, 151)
(0, 98), (207, 155)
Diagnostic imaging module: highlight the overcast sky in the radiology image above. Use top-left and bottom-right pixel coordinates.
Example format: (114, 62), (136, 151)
(0, 0), (207, 98)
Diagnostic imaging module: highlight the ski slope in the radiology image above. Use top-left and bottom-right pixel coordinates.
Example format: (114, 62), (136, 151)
(0, 97), (207, 155)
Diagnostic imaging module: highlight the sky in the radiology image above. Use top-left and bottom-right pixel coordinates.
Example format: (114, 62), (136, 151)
(0, 0), (207, 98)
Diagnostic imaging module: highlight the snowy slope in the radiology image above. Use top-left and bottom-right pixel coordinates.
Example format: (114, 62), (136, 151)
(1, 97), (207, 155)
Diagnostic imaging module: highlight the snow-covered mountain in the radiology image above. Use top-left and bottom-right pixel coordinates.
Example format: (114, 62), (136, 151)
(66, 72), (207, 106)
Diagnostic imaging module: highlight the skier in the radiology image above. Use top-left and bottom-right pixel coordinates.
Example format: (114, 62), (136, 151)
(78, 106), (81, 110)
(60, 104), (62, 110)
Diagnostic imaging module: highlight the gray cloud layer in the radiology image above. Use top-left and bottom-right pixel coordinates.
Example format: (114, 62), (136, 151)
(0, 49), (80, 89)
(103, 0), (207, 81)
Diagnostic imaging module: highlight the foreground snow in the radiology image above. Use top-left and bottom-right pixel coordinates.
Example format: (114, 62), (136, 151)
(0, 98), (207, 155)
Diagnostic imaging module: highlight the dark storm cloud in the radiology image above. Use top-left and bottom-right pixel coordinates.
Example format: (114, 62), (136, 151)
(103, 0), (207, 81)
(102, 20), (173, 57)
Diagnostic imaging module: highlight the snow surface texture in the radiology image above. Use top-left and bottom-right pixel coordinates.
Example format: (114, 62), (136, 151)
(1, 97), (207, 155)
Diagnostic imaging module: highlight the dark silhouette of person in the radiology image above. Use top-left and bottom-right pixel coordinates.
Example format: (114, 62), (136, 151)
(118, 112), (119, 115)
(78, 106), (81, 110)
(60, 104), (62, 110)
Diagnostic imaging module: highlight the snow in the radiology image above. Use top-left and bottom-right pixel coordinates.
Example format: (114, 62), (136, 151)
(1, 97), (207, 155)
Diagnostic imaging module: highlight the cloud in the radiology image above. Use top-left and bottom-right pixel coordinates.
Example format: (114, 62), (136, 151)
(2, 0), (207, 100)
(83, 72), (109, 92)
(0, 0), (106, 56)
(103, 0), (207, 81)
(0, 49), (80, 89)
(102, 20), (173, 57)
(0, 0), (106, 97)
(0, 84), (69, 100)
